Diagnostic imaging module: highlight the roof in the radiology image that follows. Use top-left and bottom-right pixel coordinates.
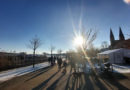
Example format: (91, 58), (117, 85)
(98, 48), (122, 55)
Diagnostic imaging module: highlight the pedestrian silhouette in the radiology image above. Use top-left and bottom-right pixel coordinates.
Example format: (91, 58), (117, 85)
(57, 57), (62, 70)
(62, 60), (67, 74)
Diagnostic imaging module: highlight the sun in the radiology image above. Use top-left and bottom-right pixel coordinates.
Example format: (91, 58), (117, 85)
(73, 35), (84, 47)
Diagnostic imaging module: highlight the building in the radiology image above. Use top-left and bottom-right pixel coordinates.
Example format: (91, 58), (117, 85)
(98, 28), (130, 64)
(98, 48), (130, 64)
(110, 27), (130, 49)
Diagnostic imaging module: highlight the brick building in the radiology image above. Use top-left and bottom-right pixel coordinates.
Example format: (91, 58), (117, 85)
(110, 27), (130, 49)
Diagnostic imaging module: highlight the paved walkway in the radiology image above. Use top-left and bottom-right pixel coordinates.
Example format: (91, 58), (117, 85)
(0, 64), (130, 90)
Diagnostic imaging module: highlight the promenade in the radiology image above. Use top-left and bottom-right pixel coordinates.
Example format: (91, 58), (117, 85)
(0, 64), (130, 90)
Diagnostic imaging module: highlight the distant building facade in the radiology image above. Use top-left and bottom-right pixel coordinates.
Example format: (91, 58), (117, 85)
(110, 27), (130, 49)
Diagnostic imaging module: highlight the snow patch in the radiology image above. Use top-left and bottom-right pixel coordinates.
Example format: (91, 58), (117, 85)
(113, 64), (130, 73)
(0, 62), (50, 82)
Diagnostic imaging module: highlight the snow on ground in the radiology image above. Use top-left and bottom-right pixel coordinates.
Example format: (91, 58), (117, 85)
(0, 62), (50, 82)
(113, 64), (130, 73)
(85, 63), (130, 74)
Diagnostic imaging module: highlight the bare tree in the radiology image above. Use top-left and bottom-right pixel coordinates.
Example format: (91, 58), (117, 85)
(87, 44), (99, 58)
(28, 36), (42, 68)
(75, 29), (97, 55)
(50, 45), (55, 57)
(73, 29), (98, 74)
(82, 29), (97, 50)
(101, 41), (109, 49)
(125, 34), (130, 39)
(80, 29), (98, 75)
(43, 52), (47, 57)
(57, 49), (62, 58)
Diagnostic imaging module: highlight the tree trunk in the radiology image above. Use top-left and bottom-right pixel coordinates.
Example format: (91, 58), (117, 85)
(33, 49), (35, 68)
(51, 50), (52, 57)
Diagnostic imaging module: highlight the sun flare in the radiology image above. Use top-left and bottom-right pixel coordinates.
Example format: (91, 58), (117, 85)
(73, 35), (84, 47)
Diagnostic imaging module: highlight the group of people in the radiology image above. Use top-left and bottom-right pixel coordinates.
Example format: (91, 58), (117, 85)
(48, 56), (56, 66)
(48, 56), (67, 73)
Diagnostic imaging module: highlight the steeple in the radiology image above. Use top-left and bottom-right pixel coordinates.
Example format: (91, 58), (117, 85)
(119, 27), (125, 40)
(110, 28), (115, 45)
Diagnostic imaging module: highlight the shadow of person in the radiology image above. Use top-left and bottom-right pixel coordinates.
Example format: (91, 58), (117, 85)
(100, 72), (129, 90)
(74, 73), (85, 90)
(83, 73), (95, 90)
(47, 73), (65, 90)
(90, 72), (108, 90)
(32, 71), (59, 90)
(65, 72), (87, 90)
(25, 67), (52, 82)
(65, 68), (72, 90)
(68, 70), (108, 90)
(64, 66), (108, 90)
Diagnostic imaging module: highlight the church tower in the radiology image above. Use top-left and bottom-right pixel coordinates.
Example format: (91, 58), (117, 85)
(119, 27), (125, 41)
(110, 28), (115, 45)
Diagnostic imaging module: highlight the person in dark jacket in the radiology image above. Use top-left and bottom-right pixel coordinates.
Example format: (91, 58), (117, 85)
(53, 56), (56, 65)
(48, 57), (51, 65)
(51, 56), (54, 66)
(57, 57), (62, 70)
(62, 60), (67, 74)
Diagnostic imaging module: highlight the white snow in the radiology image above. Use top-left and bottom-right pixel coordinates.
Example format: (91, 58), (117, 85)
(0, 62), (50, 82)
(85, 63), (130, 74)
(113, 64), (130, 73)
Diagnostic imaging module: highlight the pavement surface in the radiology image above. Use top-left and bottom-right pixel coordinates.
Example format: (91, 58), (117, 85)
(0, 64), (130, 90)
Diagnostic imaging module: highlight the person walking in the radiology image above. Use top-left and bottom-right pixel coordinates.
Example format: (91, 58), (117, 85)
(62, 60), (67, 74)
(50, 56), (54, 66)
(57, 57), (62, 70)
(53, 56), (56, 65)
(48, 57), (51, 65)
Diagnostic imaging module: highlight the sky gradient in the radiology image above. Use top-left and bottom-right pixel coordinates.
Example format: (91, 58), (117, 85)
(0, 0), (130, 54)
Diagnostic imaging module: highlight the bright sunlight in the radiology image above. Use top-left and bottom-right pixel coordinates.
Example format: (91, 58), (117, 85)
(73, 35), (84, 47)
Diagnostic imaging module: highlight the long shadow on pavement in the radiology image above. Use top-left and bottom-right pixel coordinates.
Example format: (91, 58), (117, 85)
(32, 71), (59, 90)
(89, 72), (107, 90)
(100, 72), (129, 90)
(65, 72), (87, 90)
(25, 66), (52, 82)
(83, 73), (95, 90)
(65, 70), (108, 90)
(65, 68), (72, 90)
(47, 73), (65, 90)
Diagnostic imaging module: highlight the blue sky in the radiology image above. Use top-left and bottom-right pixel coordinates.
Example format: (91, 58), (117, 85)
(0, 0), (130, 54)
